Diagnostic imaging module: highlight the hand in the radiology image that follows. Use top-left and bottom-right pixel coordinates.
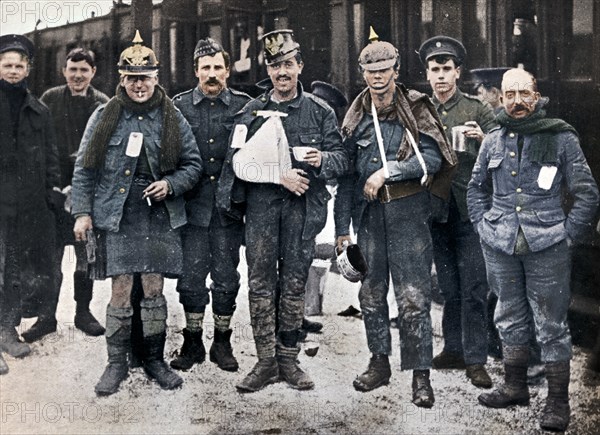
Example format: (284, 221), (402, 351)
(463, 121), (485, 143)
(144, 180), (170, 202)
(304, 149), (322, 168)
(281, 168), (310, 196)
(363, 168), (386, 201)
(336, 235), (352, 254)
(74, 215), (93, 241)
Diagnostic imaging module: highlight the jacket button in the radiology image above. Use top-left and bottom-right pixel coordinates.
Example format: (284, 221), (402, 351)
(511, 171), (517, 176)
(509, 151), (516, 157)
(210, 102), (215, 106)
(210, 175), (216, 181)
(443, 125), (447, 130)
(372, 157), (378, 163)
(209, 157), (215, 162)
(516, 187), (522, 193)
(119, 187), (126, 193)
(516, 206), (522, 212)
(209, 138), (214, 144)
(138, 116), (143, 121)
(442, 110), (447, 116)
(125, 169), (131, 176)
(509, 132), (515, 138)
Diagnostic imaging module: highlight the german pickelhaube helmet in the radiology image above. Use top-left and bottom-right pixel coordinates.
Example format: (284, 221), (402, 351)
(117, 30), (159, 76)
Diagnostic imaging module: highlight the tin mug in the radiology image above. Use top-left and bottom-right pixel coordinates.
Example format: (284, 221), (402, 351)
(451, 125), (470, 152)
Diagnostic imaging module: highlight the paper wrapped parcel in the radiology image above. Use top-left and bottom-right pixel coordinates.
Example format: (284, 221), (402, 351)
(231, 111), (292, 184)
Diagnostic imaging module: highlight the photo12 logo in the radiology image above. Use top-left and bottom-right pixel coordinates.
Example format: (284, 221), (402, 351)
(1, 2), (104, 27)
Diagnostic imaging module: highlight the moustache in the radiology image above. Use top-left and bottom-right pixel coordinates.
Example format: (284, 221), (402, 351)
(205, 78), (221, 85)
(511, 104), (528, 112)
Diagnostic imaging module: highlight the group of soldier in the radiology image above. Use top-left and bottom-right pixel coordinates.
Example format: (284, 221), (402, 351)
(0, 22), (599, 433)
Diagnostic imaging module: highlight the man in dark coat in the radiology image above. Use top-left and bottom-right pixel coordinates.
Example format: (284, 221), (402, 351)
(170, 38), (250, 372)
(218, 29), (348, 392)
(335, 29), (455, 407)
(0, 34), (61, 373)
(21, 48), (109, 342)
(469, 68), (599, 432)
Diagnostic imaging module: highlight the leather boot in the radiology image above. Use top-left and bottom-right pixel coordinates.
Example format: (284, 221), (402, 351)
(466, 364), (493, 388)
(479, 345), (530, 408)
(540, 361), (571, 432)
(353, 354), (391, 392)
(141, 296), (182, 390)
(0, 352), (8, 375)
(412, 369), (435, 408)
(73, 271), (105, 336)
(209, 329), (238, 372)
(0, 325), (31, 358)
(277, 344), (314, 390)
(432, 350), (466, 369)
(171, 328), (205, 371)
(143, 333), (183, 389)
(95, 306), (132, 396)
(302, 318), (323, 333)
(21, 316), (57, 343)
(236, 357), (279, 393)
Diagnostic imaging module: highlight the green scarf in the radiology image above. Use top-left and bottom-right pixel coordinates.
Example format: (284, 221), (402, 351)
(496, 107), (577, 163)
(83, 84), (181, 173)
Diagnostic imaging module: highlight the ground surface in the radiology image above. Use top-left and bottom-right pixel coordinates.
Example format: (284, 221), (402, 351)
(1, 210), (599, 434)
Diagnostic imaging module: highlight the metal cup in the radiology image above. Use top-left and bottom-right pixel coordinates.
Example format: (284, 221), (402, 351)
(451, 125), (470, 152)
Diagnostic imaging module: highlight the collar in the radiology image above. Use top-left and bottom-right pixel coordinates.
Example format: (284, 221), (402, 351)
(267, 82), (304, 109)
(432, 88), (462, 110)
(123, 106), (160, 120)
(193, 86), (231, 106)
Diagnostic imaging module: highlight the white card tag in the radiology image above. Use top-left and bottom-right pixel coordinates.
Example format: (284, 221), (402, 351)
(231, 124), (248, 149)
(537, 166), (557, 190)
(125, 132), (143, 157)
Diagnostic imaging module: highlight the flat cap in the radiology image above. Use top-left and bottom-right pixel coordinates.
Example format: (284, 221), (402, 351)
(194, 37), (223, 61)
(311, 81), (348, 109)
(0, 34), (34, 59)
(418, 35), (466, 66)
(469, 67), (511, 90)
(262, 29), (300, 65)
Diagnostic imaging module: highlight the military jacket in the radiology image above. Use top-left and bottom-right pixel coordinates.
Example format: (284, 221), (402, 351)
(173, 87), (251, 227)
(218, 84), (348, 240)
(432, 89), (497, 221)
(468, 127), (599, 255)
(41, 85), (109, 187)
(71, 104), (202, 231)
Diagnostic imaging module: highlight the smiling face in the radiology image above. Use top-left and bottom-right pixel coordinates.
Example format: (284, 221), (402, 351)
(0, 51), (30, 84)
(501, 69), (540, 119)
(426, 58), (460, 99)
(362, 66), (398, 97)
(195, 52), (229, 97)
(266, 57), (303, 101)
(63, 59), (96, 95)
(120, 74), (158, 103)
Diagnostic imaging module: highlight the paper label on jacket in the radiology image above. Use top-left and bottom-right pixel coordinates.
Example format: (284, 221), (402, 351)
(537, 165), (557, 190)
(125, 132), (143, 157)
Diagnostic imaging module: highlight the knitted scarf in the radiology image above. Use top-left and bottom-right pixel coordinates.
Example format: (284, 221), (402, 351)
(496, 106), (577, 163)
(83, 84), (181, 173)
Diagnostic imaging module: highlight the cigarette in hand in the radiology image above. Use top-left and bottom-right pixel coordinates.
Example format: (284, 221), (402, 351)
(146, 196), (152, 206)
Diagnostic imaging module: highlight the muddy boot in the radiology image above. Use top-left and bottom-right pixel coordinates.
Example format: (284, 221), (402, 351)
(141, 296), (182, 390)
(94, 306), (132, 396)
(171, 328), (205, 371)
(540, 361), (571, 432)
(209, 329), (238, 372)
(0, 352), (8, 375)
(466, 364), (493, 389)
(277, 344), (314, 390)
(0, 325), (30, 358)
(412, 369), (435, 408)
(21, 316), (57, 343)
(353, 354), (391, 392)
(478, 345), (530, 408)
(432, 350), (466, 369)
(74, 271), (105, 336)
(236, 357), (279, 393)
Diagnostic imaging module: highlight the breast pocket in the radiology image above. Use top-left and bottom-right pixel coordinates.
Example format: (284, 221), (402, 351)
(300, 133), (323, 150)
(104, 138), (124, 171)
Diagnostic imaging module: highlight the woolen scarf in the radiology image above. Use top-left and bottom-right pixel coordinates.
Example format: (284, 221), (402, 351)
(496, 105), (577, 163)
(83, 84), (180, 173)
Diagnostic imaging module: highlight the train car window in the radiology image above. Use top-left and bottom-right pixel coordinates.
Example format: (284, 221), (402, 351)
(568, 0), (593, 78)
